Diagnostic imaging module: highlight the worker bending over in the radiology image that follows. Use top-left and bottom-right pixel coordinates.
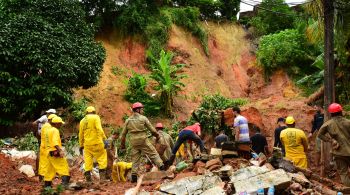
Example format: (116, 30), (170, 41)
(79, 106), (108, 182)
(154, 123), (174, 162)
(167, 123), (206, 166)
(120, 102), (165, 183)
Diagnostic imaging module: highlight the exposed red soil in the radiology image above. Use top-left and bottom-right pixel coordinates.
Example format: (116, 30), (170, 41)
(0, 153), (41, 194)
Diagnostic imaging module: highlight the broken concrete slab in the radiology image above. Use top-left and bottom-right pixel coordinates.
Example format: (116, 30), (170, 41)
(233, 169), (291, 193)
(230, 166), (270, 182)
(18, 164), (35, 177)
(160, 173), (222, 195)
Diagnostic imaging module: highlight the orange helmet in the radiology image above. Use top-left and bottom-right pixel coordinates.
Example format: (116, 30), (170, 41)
(328, 103), (342, 113)
(156, 123), (163, 129)
(132, 102), (144, 109)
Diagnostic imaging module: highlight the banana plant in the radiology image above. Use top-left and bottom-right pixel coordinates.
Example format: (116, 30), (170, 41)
(148, 50), (187, 117)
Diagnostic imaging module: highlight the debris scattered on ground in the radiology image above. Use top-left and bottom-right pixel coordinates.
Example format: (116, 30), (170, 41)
(18, 164), (35, 177)
(1, 148), (36, 160)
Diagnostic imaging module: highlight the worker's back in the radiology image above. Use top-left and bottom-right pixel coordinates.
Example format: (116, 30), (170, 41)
(280, 128), (307, 158)
(124, 113), (151, 134)
(79, 114), (105, 146)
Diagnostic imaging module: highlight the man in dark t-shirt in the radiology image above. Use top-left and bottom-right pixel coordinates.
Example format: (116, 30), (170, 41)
(251, 126), (268, 155)
(215, 131), (228, 148)
(274, 117), (287, 155)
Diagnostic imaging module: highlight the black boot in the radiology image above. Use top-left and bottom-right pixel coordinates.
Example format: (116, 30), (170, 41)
(131, 174), (138, 183)
(167, 154), (176, 166)
(39, 175), (44, 182)
(44, 181), (52, 188)
(84, 171), (92, 182)
(61, 175), (70, 189)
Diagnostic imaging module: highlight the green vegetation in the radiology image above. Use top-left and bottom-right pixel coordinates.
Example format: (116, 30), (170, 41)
(249, 0), (296, 36)
(191, 94), (248, 135)
(257, 29), (309, 78)
(68, 98), (89, 121)
(0, 0), (106, 126)
(64, 135), (79, 156)
(149, 50), (186, 117)
(124, 73), (161, 116)
(14, 132), (39, 152)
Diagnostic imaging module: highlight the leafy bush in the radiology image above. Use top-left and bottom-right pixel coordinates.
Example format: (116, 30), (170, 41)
(68, 98), (89, 121)
(15, 132), (39, 152)
(257, 29), (309, 78)
(0, 0), (106, 125)
(191, 94), (248, 134)
(64, 135), (79, 156)
(124, 73), (161, 116)
(149, 50), (187, 116)
(249, 0), (296, 36)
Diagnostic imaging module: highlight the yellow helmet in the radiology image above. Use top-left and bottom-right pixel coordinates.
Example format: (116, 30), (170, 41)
(51, 116), (65, 124)
(86, 106), (96, 113)
(48, 114), (57, 120)
(285, 116), (295, 125)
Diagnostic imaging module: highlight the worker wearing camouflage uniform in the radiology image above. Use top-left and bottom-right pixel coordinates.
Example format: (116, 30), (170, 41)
(120, 102), (165, 182)
(154, 123), (174, 162)
(44, 116), (70, 188)
(318, 103), (350, 186)
(79, 106), (108, 182)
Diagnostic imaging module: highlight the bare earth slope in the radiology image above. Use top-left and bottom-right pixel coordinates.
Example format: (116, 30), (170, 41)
(74, 23), (316, 145)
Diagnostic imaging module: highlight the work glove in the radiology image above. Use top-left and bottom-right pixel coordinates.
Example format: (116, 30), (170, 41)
(79, 147), (84, 155)
(332, 139), (340, 150)
(155, 133), (160, 141)
(104, 140), (109, 149)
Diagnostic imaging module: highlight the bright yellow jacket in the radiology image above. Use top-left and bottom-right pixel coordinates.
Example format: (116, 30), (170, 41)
(40, 122), (51, 150)
(45, 126), (62, 152)
(79, 114), (107, 147)
(280, 127), (308, 159)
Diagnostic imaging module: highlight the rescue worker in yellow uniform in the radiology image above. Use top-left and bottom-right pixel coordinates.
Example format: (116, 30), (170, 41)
(280, 116), (308, 169)
(120, 102), (165, 183)
(79, 106), (108, 182)
(44, 116), (70, 188)
(112, 162), (132, 182)
(38, 114), (57, 181)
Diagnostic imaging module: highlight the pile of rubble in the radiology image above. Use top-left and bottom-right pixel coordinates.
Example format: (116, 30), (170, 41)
(135, 152), (350, 195)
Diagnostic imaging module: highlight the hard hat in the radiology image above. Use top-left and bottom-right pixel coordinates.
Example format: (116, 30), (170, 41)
(51, 116), (65, 124)
(285, 116), (295, 125)
(48, 114), (57, 120)
(46, 109), (56, 114)
(86, 106), (96, 113)
(328, 103), (343, 113)
(156, 123), (163, 129)
(132, 102), (144, 109)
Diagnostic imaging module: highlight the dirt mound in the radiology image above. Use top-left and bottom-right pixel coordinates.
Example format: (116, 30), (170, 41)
(0, 153), (41, 194)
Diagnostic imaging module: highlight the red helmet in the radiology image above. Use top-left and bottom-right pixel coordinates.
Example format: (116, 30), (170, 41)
(156, 123), (163, 129)
(132, 102), (144, 109)
(328, 103), (342, 113)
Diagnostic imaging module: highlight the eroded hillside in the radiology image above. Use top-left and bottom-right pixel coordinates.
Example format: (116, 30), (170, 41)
(74, 22), (316, 145)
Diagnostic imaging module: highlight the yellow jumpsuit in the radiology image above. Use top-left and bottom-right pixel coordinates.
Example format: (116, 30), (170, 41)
(44, 126), (70, 181)
(121, 113), (164, 175)
(38, 122), (51, 177)
(112, 162), (132, 182)
(79, 114), (107, 171)
(280, 127), (308, 169)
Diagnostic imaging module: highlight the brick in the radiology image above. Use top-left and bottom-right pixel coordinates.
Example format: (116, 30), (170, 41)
(205, 158), (222, 169)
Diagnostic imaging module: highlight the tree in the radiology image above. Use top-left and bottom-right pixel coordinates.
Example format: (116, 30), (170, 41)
(249, 0), (296, 36)
(148, 50), (186, 117)
(257, 29), (308, 78)
(0, 0), (106, 125)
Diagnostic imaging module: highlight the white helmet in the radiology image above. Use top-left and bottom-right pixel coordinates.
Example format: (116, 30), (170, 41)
(46, 109), (56, 114)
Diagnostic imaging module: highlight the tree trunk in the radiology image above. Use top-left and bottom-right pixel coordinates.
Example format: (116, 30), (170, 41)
(321, 0), (335, 177)
(305, 85), (324, 105)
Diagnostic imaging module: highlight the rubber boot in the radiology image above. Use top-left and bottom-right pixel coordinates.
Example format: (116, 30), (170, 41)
(61, 175), (70, 189)
(131, 174), (138, 183)
(44, 181), (52, 188)
(84, 171), (92, 182)
(39, 175), (44, 182)
(167, 154), (176, 167)
(159, 164), (166, 171)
